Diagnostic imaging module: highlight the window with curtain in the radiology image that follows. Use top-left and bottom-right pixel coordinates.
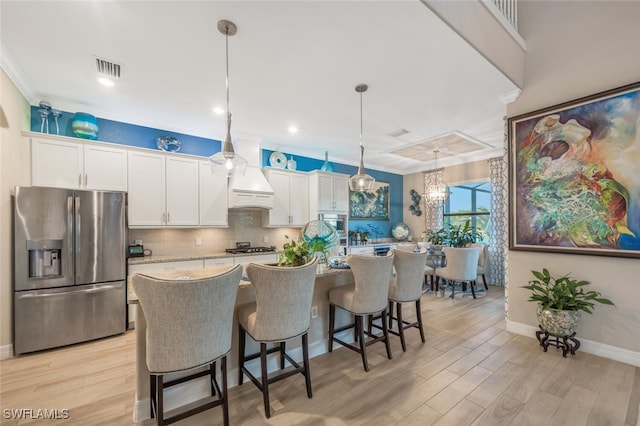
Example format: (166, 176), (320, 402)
(443, 182), (491, 242)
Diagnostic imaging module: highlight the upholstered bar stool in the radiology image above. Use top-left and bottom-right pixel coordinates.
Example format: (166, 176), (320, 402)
(385, 248), (429, 352)
(132, 265), (242, 426)
(237, 258), (317, 419)
(328, 253), (395, 372)
(435, 247), (481, 298)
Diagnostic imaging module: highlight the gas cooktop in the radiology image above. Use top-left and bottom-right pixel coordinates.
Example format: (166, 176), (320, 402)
(225, 242), (275, 254)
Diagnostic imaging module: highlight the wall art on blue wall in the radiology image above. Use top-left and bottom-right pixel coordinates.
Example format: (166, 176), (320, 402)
(349, 181), (390, 220)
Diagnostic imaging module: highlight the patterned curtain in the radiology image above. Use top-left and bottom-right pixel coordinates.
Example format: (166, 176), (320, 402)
(423, 170), (445, 232)
(488, 156), (507, 288)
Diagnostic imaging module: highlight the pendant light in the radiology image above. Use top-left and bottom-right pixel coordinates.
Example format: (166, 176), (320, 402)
(348, 83), (375, 191)
(208, 19), (247, 176)
(424, 149), (450, 204)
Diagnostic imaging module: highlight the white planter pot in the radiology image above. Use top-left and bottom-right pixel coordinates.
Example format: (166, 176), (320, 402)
(536, 304), (582, 336)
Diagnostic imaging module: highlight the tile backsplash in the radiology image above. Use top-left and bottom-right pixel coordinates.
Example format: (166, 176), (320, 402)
(128, 210), (300, 256)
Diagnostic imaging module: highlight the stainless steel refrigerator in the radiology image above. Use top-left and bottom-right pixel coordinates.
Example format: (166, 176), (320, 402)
(13, 186), (126, 355)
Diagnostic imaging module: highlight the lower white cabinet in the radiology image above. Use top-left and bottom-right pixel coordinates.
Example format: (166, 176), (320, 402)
(348, 246), (374, 255)
(203, 257), (234, 268)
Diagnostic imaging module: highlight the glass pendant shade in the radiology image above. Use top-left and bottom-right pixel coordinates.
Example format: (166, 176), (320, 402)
(348, 145), (375, 191)
(208, 19), (247, 177)
(348, 83), (375, 191)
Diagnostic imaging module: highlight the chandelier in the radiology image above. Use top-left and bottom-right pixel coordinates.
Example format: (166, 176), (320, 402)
(424, 149), (449, 204)
(208, 19), (248, 176)
(348, 83), (375, 191)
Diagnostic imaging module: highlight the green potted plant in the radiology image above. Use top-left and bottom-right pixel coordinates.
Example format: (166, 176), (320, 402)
(522, 268), (614, 336)
(446, 219), (482, 248)
(278, 235), (313, 267)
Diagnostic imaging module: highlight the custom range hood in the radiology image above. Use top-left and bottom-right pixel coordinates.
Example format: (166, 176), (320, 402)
(228, 139), (274, 209)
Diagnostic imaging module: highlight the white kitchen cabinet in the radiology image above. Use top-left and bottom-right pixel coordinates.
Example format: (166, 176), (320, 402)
(199, 160), (228, 227)
(262, 169), (309, 227)
(309, 171), (349, 215)
(165, 157), (199, 226)
(127, 151), (166, 226)
(203, 257), (234, 268)
(128, 151), (198, 227)
(31, 137), (127, 191)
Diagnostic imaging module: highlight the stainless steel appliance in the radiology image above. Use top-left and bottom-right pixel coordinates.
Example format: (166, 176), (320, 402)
(225, 242), (275, 254)
(318, 213), (348, 249)
(13, 186), (126, 354)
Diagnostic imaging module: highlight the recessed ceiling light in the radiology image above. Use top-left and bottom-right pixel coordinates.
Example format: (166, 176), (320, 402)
(213, 107), (225, 115)
(97, 77), (115, 87)
(288, 126), (298, 134)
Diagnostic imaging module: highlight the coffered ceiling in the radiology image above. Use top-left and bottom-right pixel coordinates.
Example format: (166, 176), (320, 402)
(0, 1), (519, 175)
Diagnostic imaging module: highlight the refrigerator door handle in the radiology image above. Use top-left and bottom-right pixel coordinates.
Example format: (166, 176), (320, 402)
(16, 284), (122, 299)
(75, 196), (81, 262)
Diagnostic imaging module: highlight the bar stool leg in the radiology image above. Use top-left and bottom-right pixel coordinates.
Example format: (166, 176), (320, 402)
(328, 304), (335, 352)
(388, 300), (394, 329)
(238, 324), (246, 385)
(416, 299), (426, 343)
(260, 343), (271, 418)
(397, 303), (407, 352)
(356, 315), (369, 372)
(280, 342), (286, 369)
(149, 374), (156, 419)
(221, 356), (229, 426)
(381, 308), (393, 360)
(302, 333), (312, 398)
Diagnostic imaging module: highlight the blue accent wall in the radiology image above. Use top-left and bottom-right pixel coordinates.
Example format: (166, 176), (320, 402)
(30, 106), (403, 237)
(263, 149), (403, 239)
(30, 106), (221, 156)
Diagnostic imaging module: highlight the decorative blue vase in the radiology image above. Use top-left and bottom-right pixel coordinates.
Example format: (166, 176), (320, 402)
(320, 150), (334, 172)
(157, 136), (181, 152)
(71, 112), (98, 140)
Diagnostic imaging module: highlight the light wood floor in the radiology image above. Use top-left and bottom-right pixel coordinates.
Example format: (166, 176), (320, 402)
(2, 288), (639, 425)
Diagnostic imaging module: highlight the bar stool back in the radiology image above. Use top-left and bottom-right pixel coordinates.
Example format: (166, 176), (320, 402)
(237, 258), (318, 418)
(132, 265), (242, 426)
(328, 254), (395, 371)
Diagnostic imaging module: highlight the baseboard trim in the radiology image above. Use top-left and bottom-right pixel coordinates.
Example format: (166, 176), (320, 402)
(1, 344), (13, 360)
(506, 320), (640, 367)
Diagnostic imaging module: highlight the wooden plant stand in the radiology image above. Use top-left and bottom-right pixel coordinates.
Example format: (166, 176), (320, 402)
(535, 326), (581, 358)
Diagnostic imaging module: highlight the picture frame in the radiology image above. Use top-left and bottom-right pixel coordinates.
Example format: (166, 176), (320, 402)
(508, 81), (640, 258)
(349, 181), (390, 220)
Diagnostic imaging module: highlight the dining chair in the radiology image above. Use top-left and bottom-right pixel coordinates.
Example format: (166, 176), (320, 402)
(328, 253), (395, 371)
(435, 247), (481, 298)
(237, 258), (318, 418)
(468, 243), (489, 289)
(132, 265), (242, 426)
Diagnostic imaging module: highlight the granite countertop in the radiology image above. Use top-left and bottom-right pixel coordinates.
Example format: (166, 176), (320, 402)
(128, 251), (282, 265)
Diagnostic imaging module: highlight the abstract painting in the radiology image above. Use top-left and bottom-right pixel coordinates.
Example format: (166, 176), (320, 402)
(508, 82), (640, 258)
(349, 181), (390, 220)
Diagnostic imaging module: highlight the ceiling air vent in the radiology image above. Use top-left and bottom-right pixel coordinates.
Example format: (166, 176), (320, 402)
(387, 128), (409, 138)
(95, 57), (122, 79)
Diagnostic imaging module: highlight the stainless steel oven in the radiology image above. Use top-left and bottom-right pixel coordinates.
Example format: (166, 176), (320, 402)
(318, 213), (347, 237)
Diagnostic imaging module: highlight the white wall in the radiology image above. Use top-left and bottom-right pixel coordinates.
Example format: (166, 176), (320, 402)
(506, 1), (640, 362)
(0, 68), (31, 354)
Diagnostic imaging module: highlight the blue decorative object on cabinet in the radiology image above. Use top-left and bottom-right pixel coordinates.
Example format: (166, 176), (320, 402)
(71, 112), (98, 140)
(320, 150), (334, 172)
(157, 136), (181, 152)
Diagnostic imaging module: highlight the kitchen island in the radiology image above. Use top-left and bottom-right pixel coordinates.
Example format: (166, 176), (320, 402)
(128, 265), (356, 422)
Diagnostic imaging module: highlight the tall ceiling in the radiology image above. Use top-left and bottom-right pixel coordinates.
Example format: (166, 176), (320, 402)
(0, 1), (519, 175)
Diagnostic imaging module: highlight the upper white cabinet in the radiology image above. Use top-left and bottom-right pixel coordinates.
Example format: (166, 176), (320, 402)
(128, 151), (199, 227)
(262, 169), (309, 227)
(31, 137), (127, 191)
(199, 160), (228, 227)
(309, 171), (349, 214)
